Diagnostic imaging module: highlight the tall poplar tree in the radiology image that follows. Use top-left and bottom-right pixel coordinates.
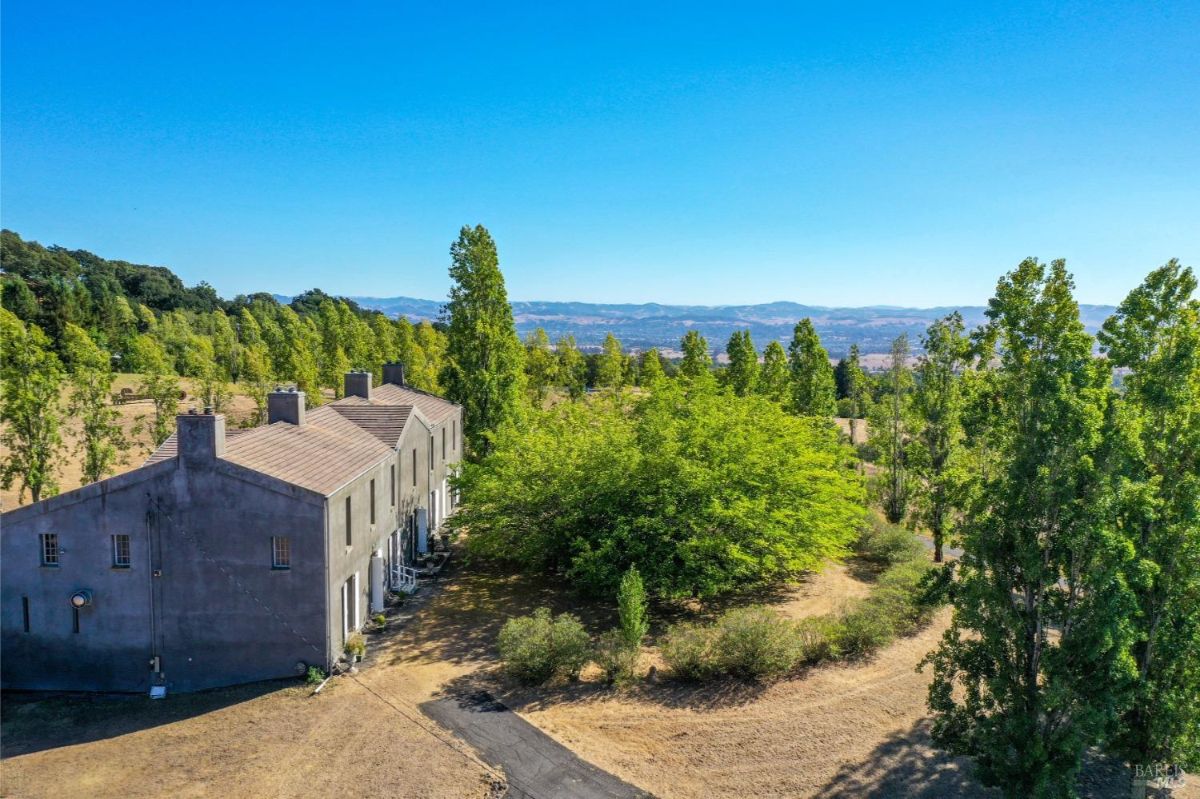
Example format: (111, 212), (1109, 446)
(639, 348), (665, 387)
(839, 343), (868, 442)
(787, 319), (836, 416)
(556, 335), (587, 400)
(524, 327), (557, 404)
(869, 334), (914, 523)
(910, 314), (971, 561)
(597, 332), (626, 391)
(679, 330), (712, 383)
(758, 340), (789, 403)
(725, 329), (758, 396)
(924, 259), (1136, 799)
(1098, 260), (1200, 794)
(0, 309), (65, 502)
(441, 225), (525, 453)
(63, 324), (128, 484)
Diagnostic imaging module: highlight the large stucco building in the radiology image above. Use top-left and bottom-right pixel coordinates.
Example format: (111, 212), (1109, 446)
(0, 365), (463, 693)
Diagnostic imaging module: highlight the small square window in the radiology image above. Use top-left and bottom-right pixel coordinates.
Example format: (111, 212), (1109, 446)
(272, 536), (291, 569)
(39, 533), (59, 567)
(112, 534), (131, 568)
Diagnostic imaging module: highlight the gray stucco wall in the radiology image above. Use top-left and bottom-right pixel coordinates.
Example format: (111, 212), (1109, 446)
(1, 451), (329, 693)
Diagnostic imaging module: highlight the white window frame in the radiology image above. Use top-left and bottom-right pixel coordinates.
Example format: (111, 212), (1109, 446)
(112, 534), (131, 568)
(271, 536), (291, 569)
(39, 533), (59, 567)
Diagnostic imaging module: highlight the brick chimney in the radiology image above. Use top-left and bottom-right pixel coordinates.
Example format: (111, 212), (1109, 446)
(268, 387), (306, 425)
(176, 408), (226, 466)
(344, 370), (372, 399)
(383, 362), (406, 387)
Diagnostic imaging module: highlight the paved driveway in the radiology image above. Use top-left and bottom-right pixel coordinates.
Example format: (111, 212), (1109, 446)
(422, 690), (652, 799)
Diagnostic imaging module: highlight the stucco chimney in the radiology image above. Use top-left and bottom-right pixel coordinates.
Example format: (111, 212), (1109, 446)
(176, 409), (226, 466)
(268, 388), (306, 425)
(344, 370), (372, 399)
(383, 362), (406, 387)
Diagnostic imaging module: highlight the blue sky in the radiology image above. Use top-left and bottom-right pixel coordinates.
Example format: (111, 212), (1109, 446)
(2, 2), (1196, 306)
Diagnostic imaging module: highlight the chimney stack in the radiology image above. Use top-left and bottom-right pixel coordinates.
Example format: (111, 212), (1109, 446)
(344, 370), (372, 400)
(268, 387), (306, 425)
(176, 408), (226, 466)
(383, 362), (406, 387)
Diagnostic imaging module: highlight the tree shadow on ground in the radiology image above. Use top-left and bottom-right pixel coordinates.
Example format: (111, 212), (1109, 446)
(819, 719), (1160, 799)
(0, 679), (292, 758)
(375, 557), (619, 670)
(818, 718), (998, 798)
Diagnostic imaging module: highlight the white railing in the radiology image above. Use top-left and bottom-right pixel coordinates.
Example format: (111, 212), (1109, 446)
(390, 563), (418, 594)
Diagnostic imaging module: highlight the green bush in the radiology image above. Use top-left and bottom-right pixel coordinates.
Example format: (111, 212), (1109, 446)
(497, 608), (592, 685)
(856, 517), (925, 566)
(595, 629), (640, 684)
(867, 558), (936, 634)
(344, 632), (366, 659)
(711, 606), (803, 680)
(795, 616), (841, 666)
(831, 605), (896, 660)
(305, 665), (326, 685)
(661, 622), (718, 681)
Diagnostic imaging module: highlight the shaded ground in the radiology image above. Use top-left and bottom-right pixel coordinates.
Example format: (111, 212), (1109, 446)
(422, 690), (650, 799)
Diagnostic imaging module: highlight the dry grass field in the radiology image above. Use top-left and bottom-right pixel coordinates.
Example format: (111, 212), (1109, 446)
(3, 555), (1195, 798)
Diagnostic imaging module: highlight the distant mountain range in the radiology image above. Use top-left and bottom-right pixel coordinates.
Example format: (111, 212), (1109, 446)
(290, 295), (1117, 358)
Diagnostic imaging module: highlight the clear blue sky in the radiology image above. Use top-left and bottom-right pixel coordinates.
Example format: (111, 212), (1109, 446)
(2, 1), (1196, 306)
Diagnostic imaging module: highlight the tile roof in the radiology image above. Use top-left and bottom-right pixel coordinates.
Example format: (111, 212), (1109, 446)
(141, 382), (457, 495)
(325, 398), (413, 447)
(371, 383), (461, 424)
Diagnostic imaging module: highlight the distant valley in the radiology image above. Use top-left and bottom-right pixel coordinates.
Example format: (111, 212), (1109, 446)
(323, 295), (1117, 359)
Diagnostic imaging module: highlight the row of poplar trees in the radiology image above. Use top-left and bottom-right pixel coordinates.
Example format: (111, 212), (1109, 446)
(439, 236), (1200, 798)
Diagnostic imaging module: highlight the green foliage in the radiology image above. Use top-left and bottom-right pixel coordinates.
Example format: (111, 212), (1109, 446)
(0, 309), (65, 502)
(452, 380), (865, 599)
(441, 225), (526, 454)
(678, 330), (713, 383)
(660, 622), (718, 681)
(305, 665), (326, 685)
(868, 334), (915, 524)
(595, 629), (640, 684)
(617, 566), (649, 648)
(711, 607), (803, 680)
(910, 315), (971, 561)
(638, 348), (665, 387)
(556, 334), (587, 399)
(787, 318), (837, 416)
(1098, 260), (1200, 775)
(757, 340), (789, 403)
(497, 608), (591, 685)
(830, 605), (896, 660)
(62, 323), (128, 484)
(924, 258), (1137, 799)
(794, 616), (841, 665)
(725, 330), (758, 396)
(597, 332), (625, 391)
(524, 327), (557, 404)
(856, 516), (926, 566)
(344, 633), (366, 658)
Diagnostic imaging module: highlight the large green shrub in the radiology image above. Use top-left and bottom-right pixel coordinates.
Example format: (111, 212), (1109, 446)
(712, 607), (803, 680)
(661, 622), (718, 681)
(795, 616), (841, 666)
(497, 608), (591, 685)
(452, 382), (866, 599)
(856, 517), (925, 566)
(831, 605), (896, 660)
(595, 629), (639, 684)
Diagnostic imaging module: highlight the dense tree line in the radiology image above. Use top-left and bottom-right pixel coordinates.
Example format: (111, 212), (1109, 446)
(0, 229), (450, 499)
